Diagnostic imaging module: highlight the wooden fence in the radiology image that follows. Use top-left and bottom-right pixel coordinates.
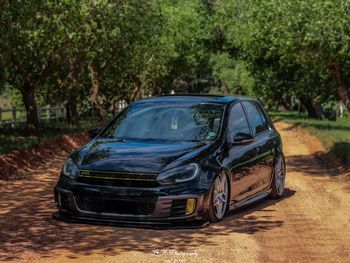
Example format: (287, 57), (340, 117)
(115, 100), (128, 113)
(0, 100), (128, 128)
(0, 106), (65, 127)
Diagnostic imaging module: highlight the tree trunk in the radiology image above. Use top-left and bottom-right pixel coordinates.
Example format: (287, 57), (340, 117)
(277, 96), (293, 111)
(122, 76), (144, 103)
(130, 75), (143, 102)
(108, 97), (119, 115)
(152, 83), (160, 96)
(64, 56), (83, 126)
(329, 60), (350, 111)
(70, 101), (78, 125)
(65, 99), (79, 126)
(221, 83), (230, 95)
(65, 102), (71, 125)
(131, 85), (142, 102)
(300, 96), (324, 119)
(21, 86), (39, 130)
(88, 64), (105, 123)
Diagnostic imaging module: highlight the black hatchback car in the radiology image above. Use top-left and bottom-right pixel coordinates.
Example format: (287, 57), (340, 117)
(54, 95), (286, 226)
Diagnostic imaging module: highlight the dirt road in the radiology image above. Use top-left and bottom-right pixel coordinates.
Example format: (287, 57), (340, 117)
(0, 122), (349, 263)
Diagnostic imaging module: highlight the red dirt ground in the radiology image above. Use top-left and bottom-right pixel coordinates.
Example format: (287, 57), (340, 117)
(0, 123), (349, 262)
(0, 133), (88, 181)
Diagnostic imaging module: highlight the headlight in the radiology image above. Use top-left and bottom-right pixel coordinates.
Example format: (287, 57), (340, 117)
(62, 158), (79, 179)
(156, 163), (200, 185)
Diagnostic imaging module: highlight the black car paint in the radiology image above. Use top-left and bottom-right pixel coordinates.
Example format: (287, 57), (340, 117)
(71, 139), (215, 173)
(54, 95), (283, 225)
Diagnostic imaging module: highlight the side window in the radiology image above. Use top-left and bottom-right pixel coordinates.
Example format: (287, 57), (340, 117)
(256, 103), (270, 131)
(242, 101), (267, 135)
(228, 103), (250, 138)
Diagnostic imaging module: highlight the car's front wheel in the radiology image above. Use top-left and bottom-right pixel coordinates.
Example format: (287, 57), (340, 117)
(269, 154), (286, 199)
(208, 172), (229, 222)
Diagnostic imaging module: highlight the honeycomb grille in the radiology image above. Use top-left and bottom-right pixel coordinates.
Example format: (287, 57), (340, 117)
(74, 195), (156, 216)
(78, 170), (159, 187)
(169, 199), (187, 217)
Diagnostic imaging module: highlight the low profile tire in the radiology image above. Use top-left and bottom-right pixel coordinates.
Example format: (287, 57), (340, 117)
(269, 154), (286, 199)
(208, 172), (229, 223)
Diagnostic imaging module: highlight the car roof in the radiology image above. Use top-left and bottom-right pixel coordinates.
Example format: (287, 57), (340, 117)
(134, 94), (258, 105)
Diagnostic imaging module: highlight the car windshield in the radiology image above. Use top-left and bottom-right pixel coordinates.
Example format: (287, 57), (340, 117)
(100, 103), (225, 141)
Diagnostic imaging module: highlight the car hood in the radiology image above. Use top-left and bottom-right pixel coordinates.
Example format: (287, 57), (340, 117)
(71, 138), (215, 174)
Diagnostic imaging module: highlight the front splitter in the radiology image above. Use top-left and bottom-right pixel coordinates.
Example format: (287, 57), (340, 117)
(52, 211), (209, 229)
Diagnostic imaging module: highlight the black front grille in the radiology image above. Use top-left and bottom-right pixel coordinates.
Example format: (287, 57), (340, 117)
(74, 196), (156, 216)
(78, 170), (159, 187)
(170, 199), (187, 217)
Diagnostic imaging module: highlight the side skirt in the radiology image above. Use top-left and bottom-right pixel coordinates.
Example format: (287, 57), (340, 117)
(230, 189), (271, 210)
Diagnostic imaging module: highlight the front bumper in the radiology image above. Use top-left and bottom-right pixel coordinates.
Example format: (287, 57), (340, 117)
(53, 175), (212, 227)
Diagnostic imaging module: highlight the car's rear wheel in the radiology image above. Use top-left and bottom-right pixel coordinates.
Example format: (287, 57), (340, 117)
(269, 154), (286, 199)
(208, 172), (229, 222)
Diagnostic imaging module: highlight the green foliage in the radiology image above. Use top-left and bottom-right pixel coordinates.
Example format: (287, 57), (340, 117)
(210, 53), (254, 95)
(214, 0), (348, 111)
(0, 86), (23, 108)
(0, 0), (74, 88)
(1, 0), (350, 129)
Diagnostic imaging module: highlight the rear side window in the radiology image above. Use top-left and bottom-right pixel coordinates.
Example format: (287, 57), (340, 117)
(242, 101), (268, 135)
(256, 103), (270, 131)
(228, 103), (250, 138)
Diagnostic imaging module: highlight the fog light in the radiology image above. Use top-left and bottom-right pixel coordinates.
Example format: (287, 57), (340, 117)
(186, 198), (197, 215)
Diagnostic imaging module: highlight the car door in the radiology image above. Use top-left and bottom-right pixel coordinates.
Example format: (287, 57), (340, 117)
(221, 102), (260, 203)
(241, 100), (275, 195)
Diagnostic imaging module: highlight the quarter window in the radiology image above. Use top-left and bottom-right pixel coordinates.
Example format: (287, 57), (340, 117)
(228, 103), (250, 138)
(256, 103), (270, 132)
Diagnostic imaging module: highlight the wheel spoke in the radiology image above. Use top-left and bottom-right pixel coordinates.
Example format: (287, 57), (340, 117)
(216, 178), (220, 190)
(218, 175), (223, 189)
(222, 178), (226, 190)
(217, 202), (222, 217)
(275, 157), (285, 195)
(212, 173), (228, 220)
(221, 202), (226, 214)
(214, 197), (219, 206)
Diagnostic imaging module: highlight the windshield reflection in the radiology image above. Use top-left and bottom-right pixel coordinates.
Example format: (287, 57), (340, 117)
(101, 103), (224, 142)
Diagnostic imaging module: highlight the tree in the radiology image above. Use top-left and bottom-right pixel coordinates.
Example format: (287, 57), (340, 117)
(210, 53), (254, 95)
(0, 1), (83, 129)
(2, 0), (347, 126)
(215, 0), (350, 113)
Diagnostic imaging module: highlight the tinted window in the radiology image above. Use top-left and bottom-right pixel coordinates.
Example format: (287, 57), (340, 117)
(228, 103), (250, 138)
(101, 103), (224, 141)
(242, 101), (267, 135)
(256, 103), (270, 131)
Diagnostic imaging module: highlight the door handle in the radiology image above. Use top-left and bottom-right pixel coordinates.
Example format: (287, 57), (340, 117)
(254, 147), (260, 154)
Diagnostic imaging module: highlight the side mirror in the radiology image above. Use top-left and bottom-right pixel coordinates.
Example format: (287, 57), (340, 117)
(232, 132), (254, 144)
(88, 127), (101, 139)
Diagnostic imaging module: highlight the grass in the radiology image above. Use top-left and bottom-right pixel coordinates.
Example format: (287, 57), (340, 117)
(0, 118), (100, 155)
(1, 110), (26, 121)
(2, 110), (350, 166)
(270, 111), (350, 165)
